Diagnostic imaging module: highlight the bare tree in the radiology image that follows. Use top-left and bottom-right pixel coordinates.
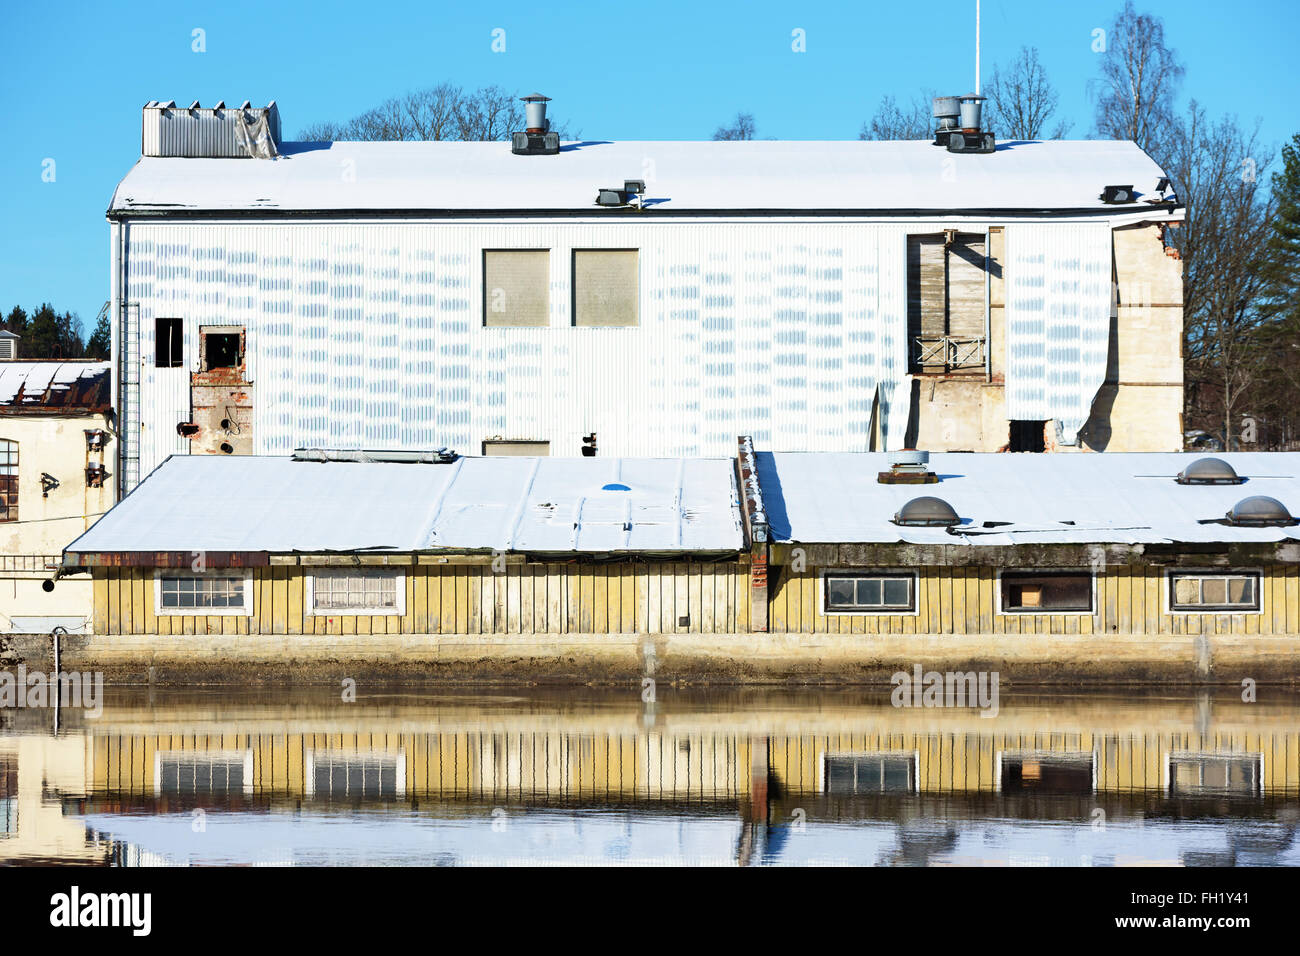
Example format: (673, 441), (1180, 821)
(985, 47), (1071, 140)
(298, 84), (572, 141)
(713, 113), (757, 141)
(858, 94), (933, 141)
(1167, 102), (1275, 450)
(1092, 1), (1184, 162)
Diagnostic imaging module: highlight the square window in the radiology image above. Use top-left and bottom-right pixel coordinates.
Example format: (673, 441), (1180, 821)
(483, 250), (550, 327)
(573, 250), (638, 327)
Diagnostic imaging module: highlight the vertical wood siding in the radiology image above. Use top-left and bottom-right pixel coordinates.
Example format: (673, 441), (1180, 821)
(96, 561), (750, 635)
(767, 563), (1300, 636)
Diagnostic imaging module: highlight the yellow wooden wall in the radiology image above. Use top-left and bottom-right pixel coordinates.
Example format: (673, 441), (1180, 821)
(91, 728), (1300, 799)
(93, 561), (750, 636)
(768, 564), (1300, 636)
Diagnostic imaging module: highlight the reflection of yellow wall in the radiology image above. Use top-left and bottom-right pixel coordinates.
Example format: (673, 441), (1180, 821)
(89, 724), (1300, 801)
(0, 735), (109, 862)
(92, 561), (751, 636)
(769, 563), (1300, 636)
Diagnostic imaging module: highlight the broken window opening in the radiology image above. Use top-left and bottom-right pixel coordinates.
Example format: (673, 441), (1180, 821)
(1001, 571), (1093, 613)
(907, 232), (987, 374)
(155, 318), (183, 368)
(1009, 420), (1046, 453)
(203, 332), (243, 371)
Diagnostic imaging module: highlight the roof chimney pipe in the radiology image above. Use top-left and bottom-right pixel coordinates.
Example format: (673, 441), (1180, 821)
(512, 93), (560, 156)
(523, 93), (550, 134)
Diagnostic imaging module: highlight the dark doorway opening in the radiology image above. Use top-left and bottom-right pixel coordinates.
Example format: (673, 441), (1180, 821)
(1009, 420), (1046, 453)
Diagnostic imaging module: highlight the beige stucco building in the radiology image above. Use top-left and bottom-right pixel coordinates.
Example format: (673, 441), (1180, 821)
(1, 358), (116, 633)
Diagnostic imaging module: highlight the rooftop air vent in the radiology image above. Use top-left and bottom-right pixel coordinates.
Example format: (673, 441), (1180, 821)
(595, 180), (646, 208)
(1176, 457), (1244, 485)
(945, 94), (994, 154)
(893, 495), (961, 527)
(878, 450), (938, 485)
(142, 100), (280, 159)
(511, 93), (560, 156)
(1100, 184), (1135, 204)
(1225, 496), (1297, 527)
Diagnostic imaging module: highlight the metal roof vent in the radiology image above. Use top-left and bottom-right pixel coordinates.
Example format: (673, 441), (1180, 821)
(512, 93), (559, 156)
(943, 94), (994, 154)
(893, 495), (961, 527)
(1176, 457), (1244, 485)
(878, 449), (938, 485)
(1225, 496), (1296, 527)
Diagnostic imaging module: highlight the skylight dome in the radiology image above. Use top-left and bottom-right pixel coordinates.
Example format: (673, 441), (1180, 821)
(1176, 457), (1243, 485)
(1225, 496), (1295, 527)
(893, 496), (960, 527)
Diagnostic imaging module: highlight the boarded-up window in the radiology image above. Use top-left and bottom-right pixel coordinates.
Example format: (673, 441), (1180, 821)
(573, 250), (638, 327)
(482, 440), (550, 456)
(907, 233), (986, 372)
(483, 250), (550, 327)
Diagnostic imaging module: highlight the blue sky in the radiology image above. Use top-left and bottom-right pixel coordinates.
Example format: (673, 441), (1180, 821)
(1, 0), (1296, 332)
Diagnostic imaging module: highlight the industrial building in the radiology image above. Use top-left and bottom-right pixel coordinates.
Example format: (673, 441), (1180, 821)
(106, 98), (1185, 494)
(0, 348), (115, 633)
(53, 444), (1298, 680)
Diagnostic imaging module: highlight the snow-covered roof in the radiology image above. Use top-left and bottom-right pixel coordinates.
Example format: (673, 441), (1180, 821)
(109, 139), (1176, 216)
(65, 454), (743, 556)
(758, 452), (1300, 546)
(0, 361), (110, 410)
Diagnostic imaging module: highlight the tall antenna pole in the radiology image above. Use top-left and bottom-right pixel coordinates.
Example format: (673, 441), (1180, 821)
(975, 0), (981, 94)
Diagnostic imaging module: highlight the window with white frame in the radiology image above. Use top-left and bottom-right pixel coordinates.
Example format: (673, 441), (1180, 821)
(823, 753), (916, 794)
(308, 569), (405, 615)
(823, 571), (915, 613)
(1168, 753), (1261, 796)
(154, 750), (253, 796)
(1169, 571), (1260, 612)
(305, 750), (405, 799)
(155, 572), (252, 615)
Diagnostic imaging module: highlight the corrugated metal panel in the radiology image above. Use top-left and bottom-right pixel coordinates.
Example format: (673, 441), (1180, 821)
(1003, 222), (1112, 443)
(141, 102), (280, 158)
(122, 221), (912, 484)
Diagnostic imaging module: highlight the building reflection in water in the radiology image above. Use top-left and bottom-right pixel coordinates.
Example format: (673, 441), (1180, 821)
(1, 688), (1297, 866)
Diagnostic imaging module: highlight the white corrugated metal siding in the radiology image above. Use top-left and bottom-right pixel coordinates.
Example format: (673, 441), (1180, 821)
(121, 220), (914, 484)
(1003, 222), (1113, 443)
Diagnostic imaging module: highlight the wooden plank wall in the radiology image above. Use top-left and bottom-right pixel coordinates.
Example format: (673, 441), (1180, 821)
(91, 728), (1300, 798)
(768, 564), (1300, 636)
(94, 561), (750, 636)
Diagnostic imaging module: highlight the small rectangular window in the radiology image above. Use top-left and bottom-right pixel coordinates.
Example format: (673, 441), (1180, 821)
(823, 754), (916, 794)
(155, 318), (183, 368)
(999, 753), (1095, 794)
(1169, 572), (1260, 612)
(1001, 571), (1093, 613)
(309, 570), (405, 615)
(824, 572), (915, 613)
(0, 439), (17, 523)
(199, 325), (244, 371)
(155, 750), (253, 797)
(483, 250), (550, 327)
(573, 250), (638, 327)
(305, 750), (405, 799)
(155, 572), (252, 616)
(1169, 753), (1261, 796)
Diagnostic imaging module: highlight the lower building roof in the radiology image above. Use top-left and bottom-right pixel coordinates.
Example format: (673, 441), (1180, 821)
(757, 452), (1300, 546)
(64, 454), (743, 559)
(0, 361), (110, 411)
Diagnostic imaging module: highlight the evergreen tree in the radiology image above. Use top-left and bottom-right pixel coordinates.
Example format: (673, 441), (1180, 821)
(24, 303), (60, 357)
(2, 305), (27, 338)
(86, 308), (111, 360)
(1262, 132), (1300, 326)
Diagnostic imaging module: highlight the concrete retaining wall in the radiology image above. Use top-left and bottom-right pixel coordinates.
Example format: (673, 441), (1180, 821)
(4, 630), (1297, 685)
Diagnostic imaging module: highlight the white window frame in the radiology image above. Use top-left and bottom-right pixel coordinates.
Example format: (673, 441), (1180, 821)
(304, 748), (407, 798)
(153, 569), (254, 617)
(818, 751), (920, 794)
(819, 569), (920, 616)
(1164, 751), (1263, 796)
(994, 750), (1098, 793)
(305, 569), (407, 617)
(1164, 568), (1263, 615)
(153, 748), (254, 797)
(995, 568), (1097, 615)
